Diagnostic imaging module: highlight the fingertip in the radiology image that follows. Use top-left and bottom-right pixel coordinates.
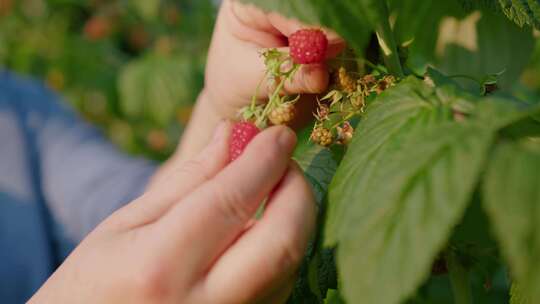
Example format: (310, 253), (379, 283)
(247, 125), (297, 158)
(276, 126), (298, 154)
(270, 163), (317, 220)
(267, 12), (303, 36)
(297, 63), (330, 94)
(326, 41), (347, 59)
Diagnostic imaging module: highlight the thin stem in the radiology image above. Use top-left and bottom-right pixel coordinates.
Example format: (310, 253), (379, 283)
(332, 57), (387, 74)
(374, 2), (404, 78)
(256, 64), (301, 126)
(447, 252), (473, 304)
(251, 70), (270, 109)
(362, 59), (387, 74)
(330, 112), (356, 129)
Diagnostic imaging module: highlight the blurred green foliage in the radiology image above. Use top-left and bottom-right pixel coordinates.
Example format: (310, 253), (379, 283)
(0, 0), (216, 160)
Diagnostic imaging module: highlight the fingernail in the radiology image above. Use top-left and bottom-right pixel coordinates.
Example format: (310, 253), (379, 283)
(278, 127), (297, 153)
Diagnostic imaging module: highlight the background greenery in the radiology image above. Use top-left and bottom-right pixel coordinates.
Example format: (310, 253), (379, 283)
(0, 0), (216, 160)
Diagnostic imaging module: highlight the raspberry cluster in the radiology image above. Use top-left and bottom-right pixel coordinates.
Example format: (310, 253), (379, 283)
(310, 67), (396, 148)
(230, 28), (399, 160)
(230, 29), (329, 161)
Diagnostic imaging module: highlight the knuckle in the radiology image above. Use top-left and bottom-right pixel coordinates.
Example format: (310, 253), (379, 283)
(177, 159), (210, 180)
(253, 140), (281, 164)
(212, 181), (251, 223)
(276, 234), (305, 271)
(131, 264), (171, 302)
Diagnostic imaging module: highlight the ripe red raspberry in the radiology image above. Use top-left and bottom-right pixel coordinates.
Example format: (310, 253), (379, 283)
(289, 29), (328, 64)
(229, 122), (260, 161)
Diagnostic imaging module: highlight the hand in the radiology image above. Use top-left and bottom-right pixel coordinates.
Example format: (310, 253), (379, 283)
(30, 122), (316, 304)
(177, 0), (345, 160)
(205, 0), (345, 118)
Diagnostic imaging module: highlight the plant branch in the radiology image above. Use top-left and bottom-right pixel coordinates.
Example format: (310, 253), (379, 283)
(374, 3), (404, 78)
(447, 251), (473, 304)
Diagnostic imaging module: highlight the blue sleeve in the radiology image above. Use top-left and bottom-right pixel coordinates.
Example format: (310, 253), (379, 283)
(4, 72), (158, 242)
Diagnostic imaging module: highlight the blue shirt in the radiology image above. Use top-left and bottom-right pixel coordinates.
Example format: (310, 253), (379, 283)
(0, 71), (157, 303)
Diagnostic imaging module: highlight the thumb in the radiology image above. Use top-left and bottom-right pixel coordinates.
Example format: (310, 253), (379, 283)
(258, 42), (346, 97)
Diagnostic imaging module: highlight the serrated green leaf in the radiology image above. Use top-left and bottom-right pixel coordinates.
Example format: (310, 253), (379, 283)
(459, 0), (540, 29)
(326, 77), (450, 246)
(399, 2), (534, 89)
(483, 139), (540, 302)
(325, 77), (495, 304)
(438, 9), (535, 90)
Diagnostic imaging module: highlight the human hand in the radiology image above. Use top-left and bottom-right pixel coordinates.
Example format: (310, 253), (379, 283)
(178, 0), (345, 160)
(30, 122), (316, 304)
(204, 0), (345, 118)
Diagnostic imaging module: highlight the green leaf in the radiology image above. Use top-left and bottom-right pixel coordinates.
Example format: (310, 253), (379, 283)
(239, 0), (372, 59)
(437, 9), (535, 90)
(473, 97), (540, 130)
(425, 67), (465, 90)
(288, 128), (339, 304)
(293, 127), (338, 206)
(325, 77), (495, 304)
(400, 2), (534, 89)
(237, 0), (321, 26)
(483, 139), (540, 301)
(389, 0), (438, 46)
(459, 0), (540, 29)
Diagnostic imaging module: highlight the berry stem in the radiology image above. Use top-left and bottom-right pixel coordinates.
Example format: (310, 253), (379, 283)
(332, 57), (387, 74)
(251, 70), (270, 110)
(374, 2), (404, 78)
(256, 63), (301, 126)
(331, 111), (359, 130)
(362, 59), (388, 74)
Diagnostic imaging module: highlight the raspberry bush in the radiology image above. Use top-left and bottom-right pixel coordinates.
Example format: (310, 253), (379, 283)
(239, 1), (540, 303)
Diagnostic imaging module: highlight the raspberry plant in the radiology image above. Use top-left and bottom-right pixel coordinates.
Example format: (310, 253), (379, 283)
(240, 1), (540, 303)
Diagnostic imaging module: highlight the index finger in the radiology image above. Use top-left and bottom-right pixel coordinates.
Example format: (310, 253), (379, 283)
(155, 126), (297, 274)
(202, 164), (317, 303)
